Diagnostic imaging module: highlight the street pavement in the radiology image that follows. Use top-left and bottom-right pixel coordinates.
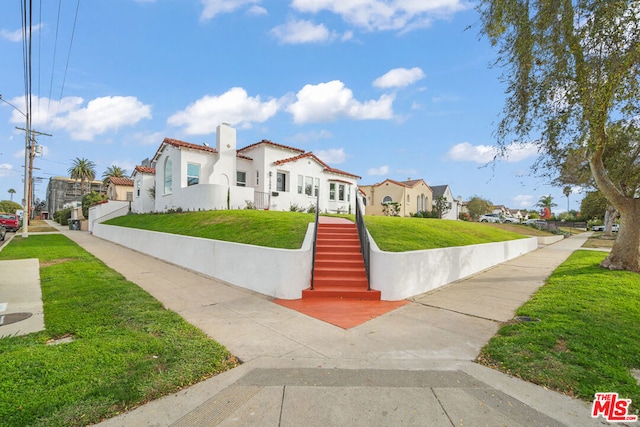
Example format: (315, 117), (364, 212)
(3, 222), (613, 426)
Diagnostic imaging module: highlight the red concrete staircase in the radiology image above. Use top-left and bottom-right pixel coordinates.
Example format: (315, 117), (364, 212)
(303, 221), (381, 300)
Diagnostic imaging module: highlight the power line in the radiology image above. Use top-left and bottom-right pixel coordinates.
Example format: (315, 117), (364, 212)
(46, 0), (62, 119)
(58, 0), (81, 103)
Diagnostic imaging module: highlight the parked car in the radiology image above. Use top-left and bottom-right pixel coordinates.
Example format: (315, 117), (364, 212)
(502, 216), (520, 224)
(0, 213), (20, 232)
(592, 224), (619, 232)
(479, 214), (502, 223)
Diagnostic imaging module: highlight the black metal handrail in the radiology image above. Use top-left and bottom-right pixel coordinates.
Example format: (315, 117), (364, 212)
(310, 191), (320, 290)
(355, 195), (371, 289)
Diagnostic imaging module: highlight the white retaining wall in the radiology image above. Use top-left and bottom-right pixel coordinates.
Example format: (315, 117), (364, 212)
(369, 233), (538, 300)
(92, 223), (314, 299)
(92, 224), (538, 301)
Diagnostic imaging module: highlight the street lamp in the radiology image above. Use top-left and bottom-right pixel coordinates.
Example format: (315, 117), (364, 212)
(0, 93), (30, 238)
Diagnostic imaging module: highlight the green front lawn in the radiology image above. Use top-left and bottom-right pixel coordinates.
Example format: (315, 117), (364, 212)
(363, 216), (528, 252)
(478, 250), (640, 410)
(105, 210), (529, 252)
(0, 235), (238, 427)
(105, 210), (315, 249)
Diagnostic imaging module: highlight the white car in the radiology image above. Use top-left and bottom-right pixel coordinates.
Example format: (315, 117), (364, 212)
(592, 224), (619, 232)
(479, 214), (502, 223)
(502, 216), (520, 224)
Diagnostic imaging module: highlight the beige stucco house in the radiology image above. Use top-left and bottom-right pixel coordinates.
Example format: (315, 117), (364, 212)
(359, 179), (433, 217)
(106, 177), (134, 202)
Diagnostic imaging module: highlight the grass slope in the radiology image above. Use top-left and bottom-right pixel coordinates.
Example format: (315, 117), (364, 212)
(478, 250), (640, 411)
(363, 216), (528, 252)
(105, 211), (529, 252)
(105, 210), (315, 249)
(0, 235), (237, 427)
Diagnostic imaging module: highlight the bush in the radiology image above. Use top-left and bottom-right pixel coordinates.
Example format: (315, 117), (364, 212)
(55, 208), (72, 226)
(82, 191), (108, 218)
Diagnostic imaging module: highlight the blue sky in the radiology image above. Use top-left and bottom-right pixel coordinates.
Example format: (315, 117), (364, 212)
(0, 0), (581, 213)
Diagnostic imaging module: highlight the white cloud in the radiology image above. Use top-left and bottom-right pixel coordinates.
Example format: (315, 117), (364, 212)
(53, 96), (152, 141)
(0, 163), (14, 178)
(291, 0), (468, 32)
(513, 195), (534, 209)
(316, 148), (346, 164)
(367, 165), (389, 176)
(373, 67), (425, 89)
(4, 95), (151, 141)
(446, 142), (538, 164)
(287, 80), (394, 123)
(167, 87), (280, 134)
(248, 5), (267, 15)
(271, 19), (332, 44)
(200, 0), (260, 20)
(0, 23), (43, 42)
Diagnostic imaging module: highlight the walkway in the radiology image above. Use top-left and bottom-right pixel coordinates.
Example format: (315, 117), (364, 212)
(53, 224), (605, 425)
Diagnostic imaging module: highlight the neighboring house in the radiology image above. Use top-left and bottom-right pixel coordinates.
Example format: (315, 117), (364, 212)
(46, 176), (105, 216)
(131, 165), (156, 214)
(492, 205), (510, 216)
(106, 177), (134, 201)
(509, 209), (525, 220)
(134, 123), (360, 214)
(430, 185), (461, 220)
(359, 179), (433, 217)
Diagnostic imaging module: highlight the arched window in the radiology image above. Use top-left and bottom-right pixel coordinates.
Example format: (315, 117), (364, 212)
(164, 157), (172, 194)
(382, 196), (392, 204)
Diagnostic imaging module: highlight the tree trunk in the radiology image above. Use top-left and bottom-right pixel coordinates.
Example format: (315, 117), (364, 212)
(603, 205), (618, 237)
(589, 148), (640, 272)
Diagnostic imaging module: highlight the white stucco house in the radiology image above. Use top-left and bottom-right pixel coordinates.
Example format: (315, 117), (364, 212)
(133, 123), (361, 214)
(431, 185), (461, 220)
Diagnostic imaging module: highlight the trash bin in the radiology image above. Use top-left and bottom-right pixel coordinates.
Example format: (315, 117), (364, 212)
(68, 220), (80, 230)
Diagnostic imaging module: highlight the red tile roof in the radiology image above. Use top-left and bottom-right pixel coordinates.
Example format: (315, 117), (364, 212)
(109, 177), (134, 186)
(274, 152), (361, 179)
(163, 137), (217, 153)
(134, 166), (156, 174)
(239, 139), (305, 154)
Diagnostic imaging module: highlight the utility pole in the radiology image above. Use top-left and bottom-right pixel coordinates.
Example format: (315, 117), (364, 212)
(16, 127), (51, 230)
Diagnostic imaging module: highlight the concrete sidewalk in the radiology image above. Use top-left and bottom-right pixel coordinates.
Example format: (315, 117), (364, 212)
(45, 223), (606, 426)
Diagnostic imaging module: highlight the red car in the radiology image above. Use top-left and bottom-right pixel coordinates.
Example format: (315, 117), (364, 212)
(0, 213), (20, 232)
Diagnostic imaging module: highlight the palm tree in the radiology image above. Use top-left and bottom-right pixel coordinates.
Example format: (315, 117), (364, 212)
(8, 188), (16, 202)
(535, 194), (557, 219)
(102, 165), (128, 185)
(68, 158), (97, 195)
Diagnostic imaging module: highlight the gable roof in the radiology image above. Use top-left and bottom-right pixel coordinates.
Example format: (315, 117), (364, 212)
(364, 178), (431, 189)
(134, 166), (155, 175)
(430, 185), (450, 197)
(238, 139), (305, 154)
(152, 137), (217, 162)
(273, 152), (361, 179)
(108, 177), (134, 186)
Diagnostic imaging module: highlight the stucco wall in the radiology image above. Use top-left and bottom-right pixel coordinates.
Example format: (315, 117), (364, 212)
(88, 201), (130, 232)
(369, 233), (538, 300)
(92, 223), (315, 299)
(92, 221), (538, 301)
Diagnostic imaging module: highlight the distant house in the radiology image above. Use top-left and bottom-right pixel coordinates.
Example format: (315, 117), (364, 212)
(106, 177), (134, 202)
(359, 179), (433, 217)
(134, 123), (360, 214)
(430, 185), (461, 220)
(131, 165), (156, 214)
